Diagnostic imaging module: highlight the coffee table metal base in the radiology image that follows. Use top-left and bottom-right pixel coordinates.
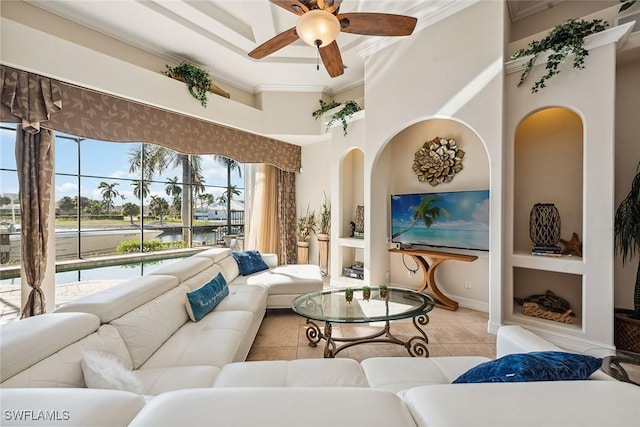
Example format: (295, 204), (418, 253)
(304, 315), (430, 358)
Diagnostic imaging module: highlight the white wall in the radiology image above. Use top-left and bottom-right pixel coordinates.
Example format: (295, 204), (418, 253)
(362, 1), (505, 317)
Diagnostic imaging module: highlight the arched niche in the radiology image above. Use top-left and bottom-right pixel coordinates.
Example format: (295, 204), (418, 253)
(374, 117), (491, 309)
(513, 107), (583, 253)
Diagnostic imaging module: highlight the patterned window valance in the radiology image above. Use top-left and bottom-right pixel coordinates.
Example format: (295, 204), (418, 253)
(0, 65), (301, 172)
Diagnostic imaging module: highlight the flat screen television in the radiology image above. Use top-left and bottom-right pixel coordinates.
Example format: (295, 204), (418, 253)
(390, 190), (490, 251)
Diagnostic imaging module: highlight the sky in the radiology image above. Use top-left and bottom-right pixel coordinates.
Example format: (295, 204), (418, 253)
(1, 125), (244, 204)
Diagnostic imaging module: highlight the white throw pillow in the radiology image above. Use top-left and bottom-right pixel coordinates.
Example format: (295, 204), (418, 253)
(81, 351), (142, 394)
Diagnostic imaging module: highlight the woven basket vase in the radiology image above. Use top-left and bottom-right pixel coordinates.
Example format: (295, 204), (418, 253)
(614, 309), (640, 354)
(529, 203), (561, 246)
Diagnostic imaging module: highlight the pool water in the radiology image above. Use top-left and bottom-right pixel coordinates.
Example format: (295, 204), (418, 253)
(0, 256), (190, 287)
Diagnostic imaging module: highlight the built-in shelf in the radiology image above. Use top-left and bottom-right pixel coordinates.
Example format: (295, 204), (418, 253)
(508, 311), (583, 333)
(338, 237), (365, 249)
(510, 252), (585, 275)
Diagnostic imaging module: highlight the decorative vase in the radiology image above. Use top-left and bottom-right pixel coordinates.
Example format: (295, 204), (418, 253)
(297, 241), (309, 264)
(317, 233), (330, 274)
(529, 203), (561, 247)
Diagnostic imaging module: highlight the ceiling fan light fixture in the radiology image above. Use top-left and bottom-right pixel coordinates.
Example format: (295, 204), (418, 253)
(296, 9), (341, 48)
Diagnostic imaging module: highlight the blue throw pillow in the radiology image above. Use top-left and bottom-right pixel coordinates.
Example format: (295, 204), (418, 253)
(185, 273), (229, 322)
(232, 250), (269, 276)
(453, 351), (602, 384)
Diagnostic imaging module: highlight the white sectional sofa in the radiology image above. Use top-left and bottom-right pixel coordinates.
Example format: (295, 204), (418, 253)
(1, 248), (639, 426)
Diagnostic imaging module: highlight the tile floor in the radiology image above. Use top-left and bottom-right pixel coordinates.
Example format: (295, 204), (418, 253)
(1, 280), (495, 361)
(247, 306), (496, 362)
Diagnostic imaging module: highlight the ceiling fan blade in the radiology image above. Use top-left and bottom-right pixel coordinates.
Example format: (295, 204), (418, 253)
(337, 13), (417, 36)
(317, 0), (325, 9)
(248, 27), (299, 59)
(319, 41), (344, 78)
(326, 0), (344, 14)
(269, 0), (309, 16)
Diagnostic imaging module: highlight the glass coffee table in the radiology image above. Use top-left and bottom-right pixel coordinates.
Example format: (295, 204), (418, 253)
(291, 287), (435, 358)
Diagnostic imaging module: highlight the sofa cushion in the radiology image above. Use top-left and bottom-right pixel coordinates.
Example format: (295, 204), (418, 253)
(0, 312), (100, 383)
(135, 365), (220, 395)
(403, 381), (640, 427)
(361, 356), (491, 393)
(242, 264), (323, 295)
(232, 250), (269, 275)
(218, 255), (240, 284)
(453, 351), (602, 384)
(0, 388), (146, 427)
(148, 256), (213, 282)
(185, 273), (229, 322)
(214, 359), (368, 388)
(192, 247), (232, 263)
(214, 285), (268, 315)
(140, 310), (255, 369)
(128, 388), (417, 427)
(1, 324), (132, 388)
(81, 351), (142, 393)
(55, 274), (179, 323)
(110, 286), (188, 369)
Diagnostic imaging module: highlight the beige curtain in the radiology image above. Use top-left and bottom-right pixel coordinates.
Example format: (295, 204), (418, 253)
(247, 164), (280, 256)
(277, 169), (297, 265)
(1, 67), (61, 318)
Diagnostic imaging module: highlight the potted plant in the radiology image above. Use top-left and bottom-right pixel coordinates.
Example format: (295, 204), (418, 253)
(317, 194), (331, 274)
(312, 99), (362, 136)
(362, 285), (371, 301)
(614, 164), (640, 353)
(164, 62), (230, 107)
(296, 207), (317, 264)
(378, 284), (388, 299)
(344, 287), (354, 303)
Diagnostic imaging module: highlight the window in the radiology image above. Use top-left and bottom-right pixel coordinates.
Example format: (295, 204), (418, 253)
(1, 125), (244, 269)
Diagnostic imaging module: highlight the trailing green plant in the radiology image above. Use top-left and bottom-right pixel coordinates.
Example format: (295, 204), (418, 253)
(614, 163), (640, 319)
(165, 62), (213, 107)
(326, 100), (362, 136)
(511, 19), (608, 93)
(312, 99), (341, 120)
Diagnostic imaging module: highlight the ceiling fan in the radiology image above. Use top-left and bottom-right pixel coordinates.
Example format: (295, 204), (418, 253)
(248, 0), (417, 78)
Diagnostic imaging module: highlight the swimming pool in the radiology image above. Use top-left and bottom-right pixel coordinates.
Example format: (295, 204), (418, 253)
(0, 255), (191, 287)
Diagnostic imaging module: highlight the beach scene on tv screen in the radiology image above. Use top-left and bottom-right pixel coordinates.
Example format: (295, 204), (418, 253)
(391, 190), (490, 251)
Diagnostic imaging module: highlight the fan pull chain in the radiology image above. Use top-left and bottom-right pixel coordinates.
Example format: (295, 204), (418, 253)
(315, 40), (321, 71)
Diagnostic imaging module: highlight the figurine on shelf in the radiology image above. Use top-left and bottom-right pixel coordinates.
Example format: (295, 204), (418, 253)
(560, 232), (582, 257)
(349, 221), (356, 237)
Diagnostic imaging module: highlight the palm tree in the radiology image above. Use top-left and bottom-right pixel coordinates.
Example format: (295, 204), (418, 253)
(98, 181), (122, 218)
(220, 185), (241, 203)
(128, 144), (202, 243)
(391, 195), (450, 240)
(165, 176), (182, 198)
(214, 156), (243, 234)
(132, 180), (150, 202)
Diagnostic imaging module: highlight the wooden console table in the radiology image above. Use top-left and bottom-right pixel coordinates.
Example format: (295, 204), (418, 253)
(388, 248), (478, 311)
